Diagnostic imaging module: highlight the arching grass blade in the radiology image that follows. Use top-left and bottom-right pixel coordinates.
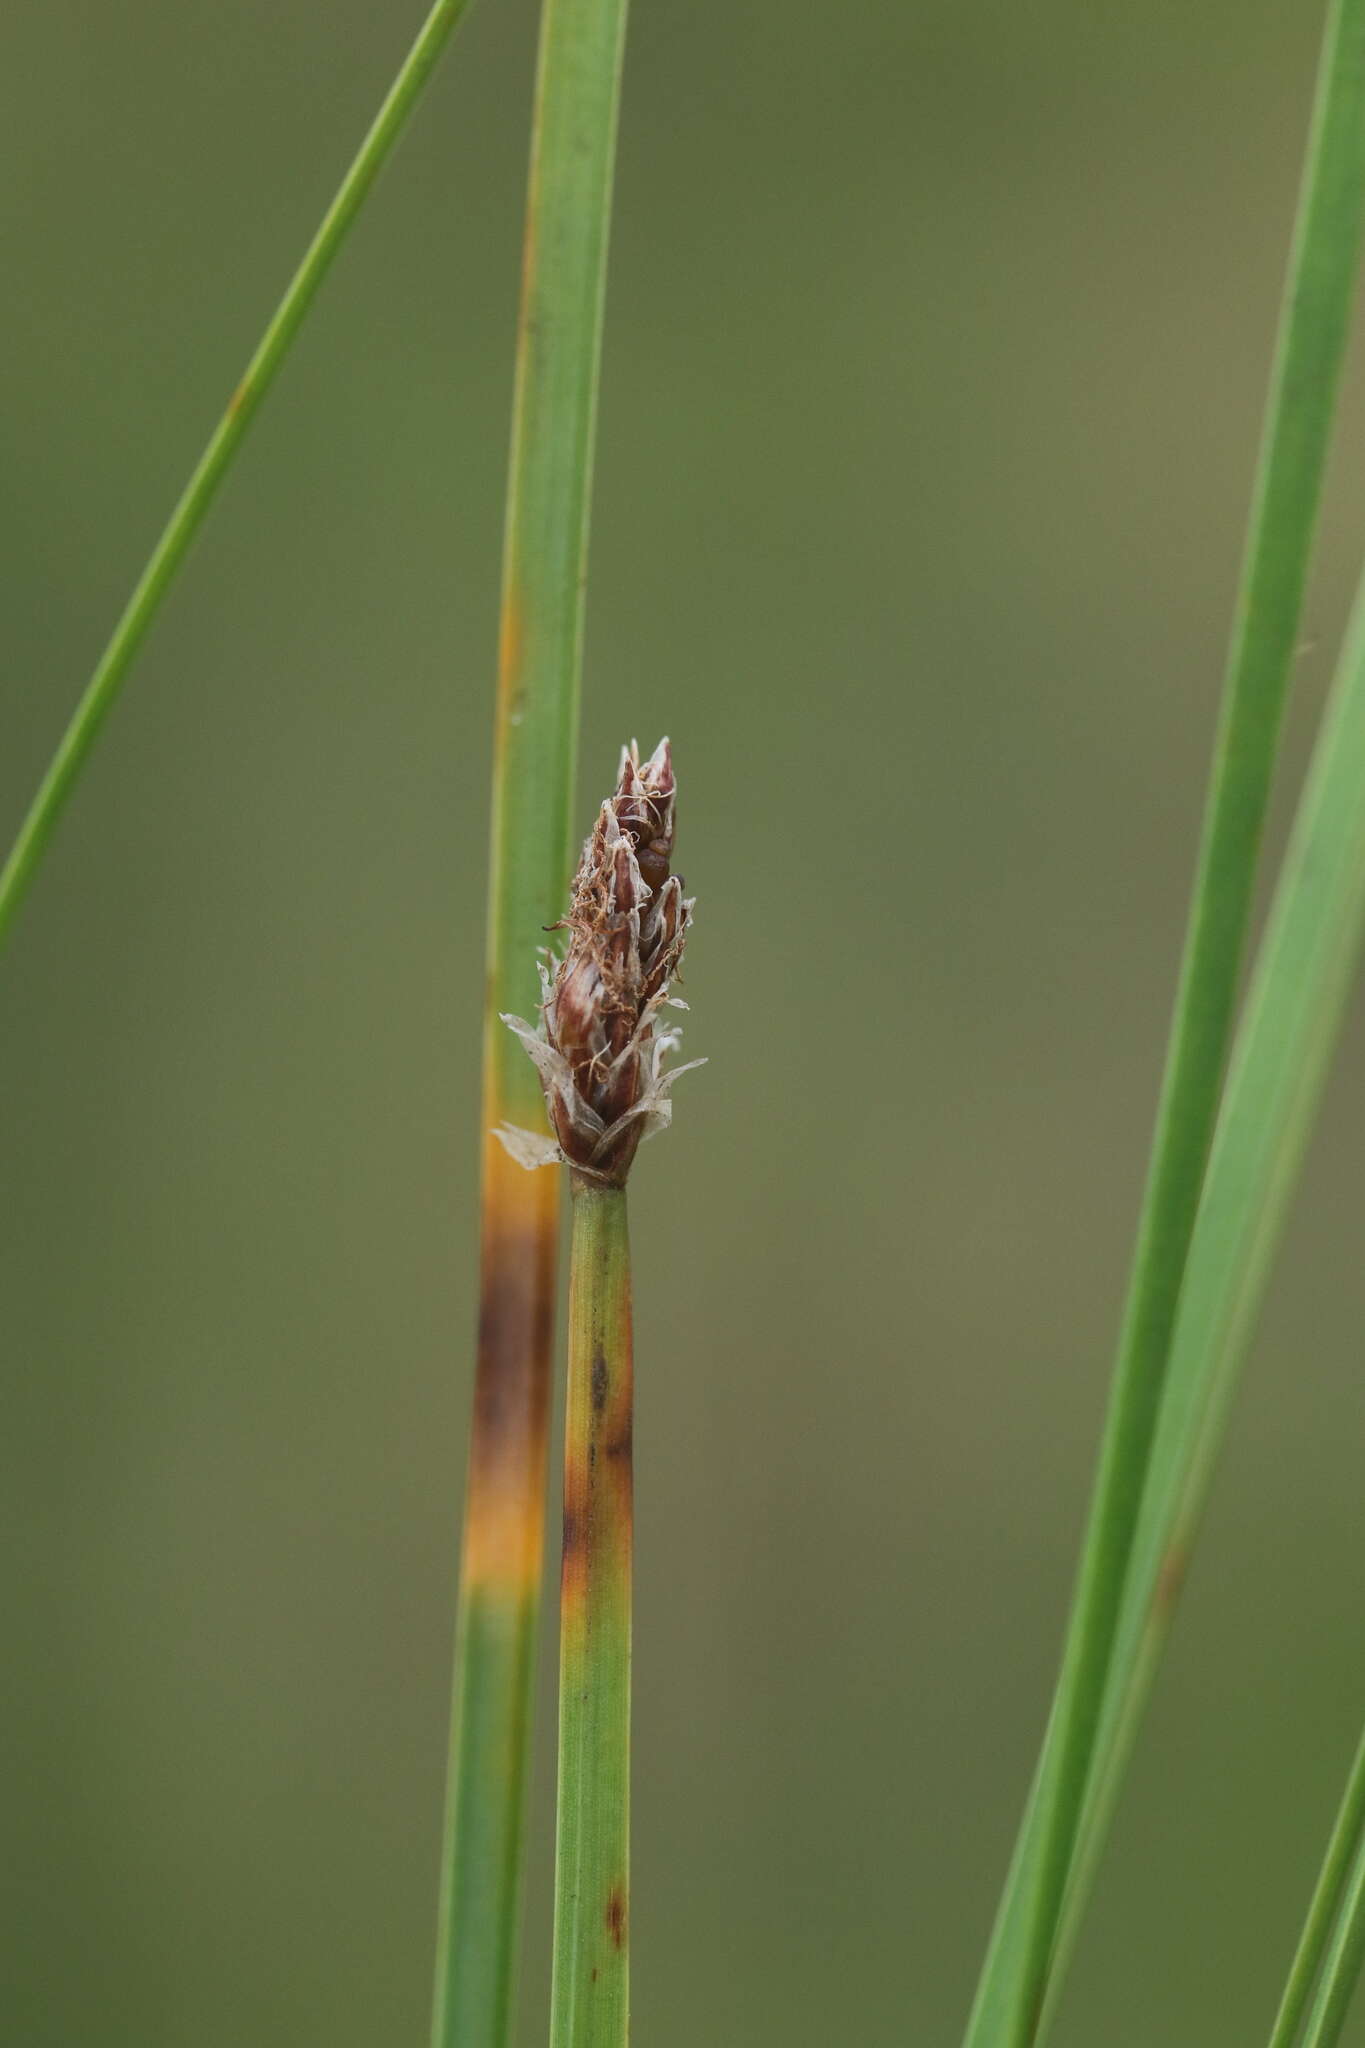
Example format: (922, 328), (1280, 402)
(0, 0), (475, 950)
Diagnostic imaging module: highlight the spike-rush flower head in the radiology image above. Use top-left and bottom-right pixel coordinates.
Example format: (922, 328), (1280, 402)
(496, 738), (702, 1186)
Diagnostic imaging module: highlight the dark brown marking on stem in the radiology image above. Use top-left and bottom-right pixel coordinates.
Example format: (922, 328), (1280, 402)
(603, 1413), (632, 1464)
(462, 1144), (558, 1593)
(561, 1194), (634, 1621)
(561, 1505), (585, 1581)
(560, 1406), (632, 1606)
(471, 1229), (555, 1470)
(561, 1415), (585, 1586)
(560, 1460), (591, 1604)
(605, 1884), (627, 1950)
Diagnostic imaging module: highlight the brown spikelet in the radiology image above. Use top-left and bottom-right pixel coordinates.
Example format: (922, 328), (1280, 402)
(497, 739), (701, 1185)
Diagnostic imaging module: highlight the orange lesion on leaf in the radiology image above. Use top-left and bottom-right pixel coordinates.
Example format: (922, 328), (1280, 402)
(461, 1135), (558, 1598)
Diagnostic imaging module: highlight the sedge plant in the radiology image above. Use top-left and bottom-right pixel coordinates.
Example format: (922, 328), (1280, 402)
(8, 6), (1365, 2045)
(429, 1), (633, 2042)
(498, 739), (700, 2048)
(963, 0), (1365, 2038)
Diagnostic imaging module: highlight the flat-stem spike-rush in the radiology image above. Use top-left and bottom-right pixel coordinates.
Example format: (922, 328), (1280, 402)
(500, 740), (702, 2048)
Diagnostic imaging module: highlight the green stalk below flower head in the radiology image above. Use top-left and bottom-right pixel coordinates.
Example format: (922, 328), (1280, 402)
(502, 741), (699, 2048)
(553, 1177), (634, 2047)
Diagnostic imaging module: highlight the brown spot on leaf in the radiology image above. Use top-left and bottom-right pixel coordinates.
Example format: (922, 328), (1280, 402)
(462, 1179), (558, 1591)
(605, 1885), (627, 1949)
(604, 1414), (632, 1464)
(591, 1349), (609, 1414)
(471, 1229), (555, 1466)
(560, 1501), (589, 1603)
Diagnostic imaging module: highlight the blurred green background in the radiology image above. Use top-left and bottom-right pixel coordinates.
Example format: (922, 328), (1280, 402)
(7, 1), (1365, 2041)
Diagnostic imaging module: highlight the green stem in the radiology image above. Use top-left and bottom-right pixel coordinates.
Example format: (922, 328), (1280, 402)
(551, 1178), (633, 2048)
(430, 0), (630, 2042)
(1270, 1731), (1365, 2048)
(0, 0), (474, 954)
(963, 3), (1365, 2041)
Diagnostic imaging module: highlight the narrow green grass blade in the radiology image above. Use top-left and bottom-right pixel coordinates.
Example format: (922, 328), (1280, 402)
(0, 0), (474, 953)
(551, 1179), (633, 2048)
(963, 4), (1365, 2041)
(1268, 1731), (1365, 2048)
(1040, 549), (1365, 2033)
(430, 0), (630, 2042)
